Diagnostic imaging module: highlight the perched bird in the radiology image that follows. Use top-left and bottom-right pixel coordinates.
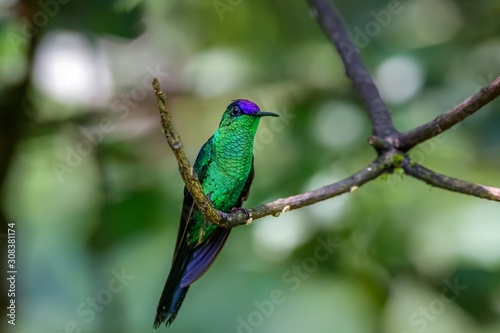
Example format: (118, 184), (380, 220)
(154, 99), (278, 328)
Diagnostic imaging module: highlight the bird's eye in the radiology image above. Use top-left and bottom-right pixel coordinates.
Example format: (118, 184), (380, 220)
(231, 105), (241, 117)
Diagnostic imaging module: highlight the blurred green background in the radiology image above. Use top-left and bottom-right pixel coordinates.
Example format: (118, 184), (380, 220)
(1, 0), (500, 332)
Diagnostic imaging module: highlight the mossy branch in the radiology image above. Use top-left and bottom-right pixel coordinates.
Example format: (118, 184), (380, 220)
(152, 79), (221, 224)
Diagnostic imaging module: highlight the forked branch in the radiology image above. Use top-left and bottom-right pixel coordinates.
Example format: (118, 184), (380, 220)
(152, 0), (500, 229)
(307, 0), (397, 141)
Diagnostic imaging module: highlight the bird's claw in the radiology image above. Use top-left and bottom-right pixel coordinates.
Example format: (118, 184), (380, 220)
(220, 208), (251, 226)
(220, 212), (228, 223)
(230, 207), (250, 220)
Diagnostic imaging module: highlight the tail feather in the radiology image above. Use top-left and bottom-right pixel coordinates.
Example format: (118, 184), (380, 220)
(154, 284), (189, 328)
(181, 228), (231, 287)
(154, 227), (232, 328)
(154, 244), (191, 329)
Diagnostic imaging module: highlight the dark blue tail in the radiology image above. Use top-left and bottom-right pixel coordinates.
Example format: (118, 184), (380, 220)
(154, 241), (191, 329)
(153, 227), (231, 328)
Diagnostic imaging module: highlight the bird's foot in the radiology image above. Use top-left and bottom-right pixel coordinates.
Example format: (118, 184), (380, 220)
(220, 212), (228, 223)
(230, 206), (249, 216)
(220, 208), (252, 226)
(230, 207), (252, 224)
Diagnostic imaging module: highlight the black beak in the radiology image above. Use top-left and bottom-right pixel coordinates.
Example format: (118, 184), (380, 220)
(254, 111), (279, 117)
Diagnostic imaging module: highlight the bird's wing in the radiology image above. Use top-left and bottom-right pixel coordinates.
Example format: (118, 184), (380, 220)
(173, 137), (213, 257)
(180, 157), (254, 286)
(180, 226), (231, 287)
(155, 140), (252, 326)
(236, 156), (254, 206)
(155, 142), (212, 328)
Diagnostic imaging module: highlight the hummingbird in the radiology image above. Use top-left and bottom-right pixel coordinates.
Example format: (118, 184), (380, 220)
(154, 99), (279, 328)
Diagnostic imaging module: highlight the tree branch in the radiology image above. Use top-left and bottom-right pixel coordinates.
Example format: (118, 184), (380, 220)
(153, 79), (386, 228)
(307, 0), (398, 141)
(219, 156), (385, 227)
(152, 79), (221, 224)
(398, 75), (500, 151)
(402, 159), (500, 201)
(151, 1), (500, 230)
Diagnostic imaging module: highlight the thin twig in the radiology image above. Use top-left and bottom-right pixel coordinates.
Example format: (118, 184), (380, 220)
(307, 0), (398, 141)
(402, 159), (500, 201)
(399, 76), (500, 150)
(152, 78), (221, 223)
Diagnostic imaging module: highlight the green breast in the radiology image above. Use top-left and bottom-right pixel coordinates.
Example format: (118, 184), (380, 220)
(187, 128), (255, 246)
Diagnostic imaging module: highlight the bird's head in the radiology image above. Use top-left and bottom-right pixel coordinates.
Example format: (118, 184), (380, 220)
(218, 99), (279, 131)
